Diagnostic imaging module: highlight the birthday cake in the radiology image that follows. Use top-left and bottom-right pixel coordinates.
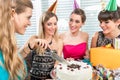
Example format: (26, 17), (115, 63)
(56, 60), (92, 80)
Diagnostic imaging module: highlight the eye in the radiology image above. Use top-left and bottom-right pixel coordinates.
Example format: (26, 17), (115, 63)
(47, 23), (52, 26)
(105, 21), (109, 24)
(75, 20), (80, 23)
(69, 18), (73, 22)
(54, 22), (57, 26)
(27, 16), (31, 20)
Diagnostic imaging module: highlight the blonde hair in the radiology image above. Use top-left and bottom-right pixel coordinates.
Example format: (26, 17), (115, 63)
(0, 0), (33, 79)
(38, 11), (58, 41)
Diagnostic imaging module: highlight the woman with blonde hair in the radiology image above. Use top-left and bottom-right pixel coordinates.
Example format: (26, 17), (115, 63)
(0, 0), (47, 80)
(27, 11), (63, 80)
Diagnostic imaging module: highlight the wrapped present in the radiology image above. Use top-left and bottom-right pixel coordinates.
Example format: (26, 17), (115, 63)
(92, 65), (114, 80)
(113, 38), (120, 50)
(90, 47), (120, 69)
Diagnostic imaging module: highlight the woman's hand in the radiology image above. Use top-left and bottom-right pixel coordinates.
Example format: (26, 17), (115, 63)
(84, 50), (90, 60)
(20, 36), (50, 58)
(28, 39), (49, 50)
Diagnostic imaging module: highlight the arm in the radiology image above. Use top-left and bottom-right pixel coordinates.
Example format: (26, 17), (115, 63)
(57, 39), (63, 57)
(90, 32), (99, 48)
(84, 32), (99, 59)
(19, 35), (48, 58)
(54, 39), (63, 67)
(83, 32), (89, 59)
(19, 35), (37, 58)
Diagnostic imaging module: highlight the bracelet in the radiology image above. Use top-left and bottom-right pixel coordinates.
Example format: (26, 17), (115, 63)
(28, 43), (33, 50)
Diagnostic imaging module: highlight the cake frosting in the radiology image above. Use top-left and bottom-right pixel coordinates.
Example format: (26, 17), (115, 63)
(56, 60), (92, 80)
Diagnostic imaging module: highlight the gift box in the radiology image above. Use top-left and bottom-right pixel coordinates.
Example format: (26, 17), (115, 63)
(90, 47), (120, 69)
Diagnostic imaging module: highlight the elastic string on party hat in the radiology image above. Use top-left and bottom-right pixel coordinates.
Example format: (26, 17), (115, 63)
(73, 0), (79, 9)
(47, 0), (58, 13)
(105, 0), (117, 11)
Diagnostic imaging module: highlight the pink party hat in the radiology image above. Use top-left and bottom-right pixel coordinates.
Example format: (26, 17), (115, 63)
(73, 0), (79, 9)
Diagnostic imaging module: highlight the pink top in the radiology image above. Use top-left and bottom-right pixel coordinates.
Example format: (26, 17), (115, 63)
(63, 42), (87, 60)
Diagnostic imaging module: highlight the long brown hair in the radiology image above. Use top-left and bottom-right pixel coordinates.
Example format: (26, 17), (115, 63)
(71, 8), (86, 23)
(0, 0), (33, 79)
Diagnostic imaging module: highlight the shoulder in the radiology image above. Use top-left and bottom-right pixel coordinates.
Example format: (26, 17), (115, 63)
(58, 38), (63, 44)
(93, 32), (99, 38)
(92, 32), (99, 42)
(29, 35), (38, 39)
(81, 31), (89, 37)
(59, 32), (67, 39)
(57, 39), (63, 50)
(80, 31), (89, 40)
(93, 31), (104, 39)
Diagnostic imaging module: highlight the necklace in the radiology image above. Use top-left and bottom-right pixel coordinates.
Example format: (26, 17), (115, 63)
(49, 39), (52, 45)
(46, 39), (52, 52)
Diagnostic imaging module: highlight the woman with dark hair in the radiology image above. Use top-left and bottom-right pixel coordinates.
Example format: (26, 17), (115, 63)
(59, 8), (89, 61)
(91, 8), (120, 48)
(118, 6), (120, 29)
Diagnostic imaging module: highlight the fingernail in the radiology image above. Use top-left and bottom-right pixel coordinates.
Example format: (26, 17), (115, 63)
(37, 42), (39, 45)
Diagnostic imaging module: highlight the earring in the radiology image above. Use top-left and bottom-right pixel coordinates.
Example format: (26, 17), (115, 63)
(118, 25), (120, 29)
(11, 9), (15, 16)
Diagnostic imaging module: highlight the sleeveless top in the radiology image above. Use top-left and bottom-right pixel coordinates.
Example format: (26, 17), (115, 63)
(30, 50), (56, 79)
(0, 50), (27, 80)
(63, 42), (87, 60)
(96, 31), (120, 47)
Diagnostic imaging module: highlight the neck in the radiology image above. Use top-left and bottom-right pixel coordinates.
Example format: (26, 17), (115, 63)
(45, 34), (53, 44)
(45, 34), (53, 40)
(70, 31), (79, 37)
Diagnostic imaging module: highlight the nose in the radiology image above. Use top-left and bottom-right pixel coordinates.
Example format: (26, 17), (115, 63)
(100, 22), (105, 28)
(28, 21), (31, 26)
(70, 21), (75, 27)
(52, 24), (57, 29)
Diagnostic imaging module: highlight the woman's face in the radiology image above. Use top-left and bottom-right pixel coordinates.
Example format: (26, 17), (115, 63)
(44, 16), (57, 36)
(13, 7), (32, 35)
(69, 13), (84, 33)
(99, 20), (118, 34)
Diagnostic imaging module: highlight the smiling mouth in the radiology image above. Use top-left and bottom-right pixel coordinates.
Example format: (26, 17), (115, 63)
(71, 27), (76, 30)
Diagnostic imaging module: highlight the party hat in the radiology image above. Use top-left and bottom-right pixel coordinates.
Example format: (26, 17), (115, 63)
(48, 0), (57, 13)
(106, 0), (117, 11)
(73, 0), (79, 9)
(100, 0), (106, 10)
